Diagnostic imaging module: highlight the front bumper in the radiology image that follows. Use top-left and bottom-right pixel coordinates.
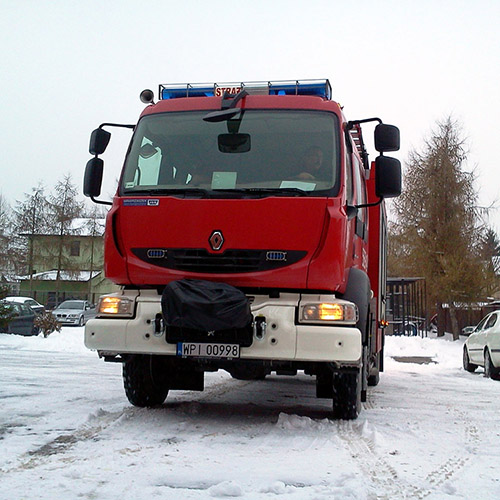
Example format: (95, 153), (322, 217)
(84, 290), (362, 365)
(52, 314), (81, 325)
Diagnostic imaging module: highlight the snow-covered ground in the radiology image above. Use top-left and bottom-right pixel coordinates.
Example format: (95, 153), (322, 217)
(1, 329), (499, 500)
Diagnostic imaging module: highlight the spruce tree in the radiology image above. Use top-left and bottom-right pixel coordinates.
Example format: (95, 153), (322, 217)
(390, 117), (496, 339)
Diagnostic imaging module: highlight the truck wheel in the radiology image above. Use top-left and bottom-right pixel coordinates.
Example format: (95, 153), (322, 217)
(361, 346), (368, 403)
(332, 369), (361, 420)
(123, 355), (169, 407)
(368, 351), (381, 386)
(367, 369), (380, 386)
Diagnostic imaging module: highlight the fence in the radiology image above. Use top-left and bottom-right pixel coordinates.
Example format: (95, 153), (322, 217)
(386, 277), (428, 337)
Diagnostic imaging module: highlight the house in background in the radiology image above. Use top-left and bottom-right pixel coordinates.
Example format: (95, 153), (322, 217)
(19, 218), (118, 308)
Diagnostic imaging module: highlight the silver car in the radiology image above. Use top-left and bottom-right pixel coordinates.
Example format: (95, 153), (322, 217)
(52, 300), (97, 326)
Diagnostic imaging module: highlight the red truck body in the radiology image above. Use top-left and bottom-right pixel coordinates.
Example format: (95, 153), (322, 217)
(84, 80), (400, 419)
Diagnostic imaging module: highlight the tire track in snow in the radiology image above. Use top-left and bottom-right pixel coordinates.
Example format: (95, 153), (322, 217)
(360, 387), (474, 496)
(1, 375), (252, 474)
(336, 420), (431, 499)
(0, 407), (137, 473)
(419, 407), (476, 490)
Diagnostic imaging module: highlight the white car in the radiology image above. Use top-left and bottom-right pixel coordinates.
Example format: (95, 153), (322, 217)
(463, 310), (500, 379)
(4, 296), (45, 315)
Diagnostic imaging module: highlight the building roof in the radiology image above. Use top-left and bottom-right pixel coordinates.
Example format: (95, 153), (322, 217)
(20, 218), (106, 237)
(20, 270), (102, 282)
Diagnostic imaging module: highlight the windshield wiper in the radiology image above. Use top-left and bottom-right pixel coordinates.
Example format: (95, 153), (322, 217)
(213, 187), (309, 197)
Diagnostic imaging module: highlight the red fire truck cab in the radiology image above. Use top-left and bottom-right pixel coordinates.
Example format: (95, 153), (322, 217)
(84, 79), (401, 419)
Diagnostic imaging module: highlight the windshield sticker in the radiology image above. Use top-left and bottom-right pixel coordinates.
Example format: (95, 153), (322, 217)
(212, 172), (237, 189)
(280, 180), (317, 191)
(123, 199), (160, 207)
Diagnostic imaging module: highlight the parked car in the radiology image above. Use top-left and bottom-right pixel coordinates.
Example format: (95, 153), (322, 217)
(4, 296), (45, 315)
(0, 300), (38, 336)
(52, 300), (97, 326)
(463, 310), (500, 380)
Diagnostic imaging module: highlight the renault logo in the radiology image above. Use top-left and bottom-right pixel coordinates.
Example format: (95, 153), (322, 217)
(209, 230), (224, 251)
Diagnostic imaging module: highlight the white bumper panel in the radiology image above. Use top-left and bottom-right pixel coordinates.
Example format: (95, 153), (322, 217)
(84, 292), (362, 364)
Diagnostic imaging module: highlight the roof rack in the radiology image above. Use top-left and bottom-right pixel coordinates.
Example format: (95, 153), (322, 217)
(349, 123), (370, 169)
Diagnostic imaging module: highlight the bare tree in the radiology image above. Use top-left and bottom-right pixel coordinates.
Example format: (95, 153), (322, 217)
(83, 204), (107, 299)
(12, 184), (52, 291)
(390, 117), (495, 339)
(0, 194), (11, 278)
(48, 174), (84, 303)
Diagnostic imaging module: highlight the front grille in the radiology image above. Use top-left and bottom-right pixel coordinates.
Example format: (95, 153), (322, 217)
(132, 248), (307, 274)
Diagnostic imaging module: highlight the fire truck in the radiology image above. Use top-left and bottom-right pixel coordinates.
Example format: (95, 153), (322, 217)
(83, 79), (401, 419)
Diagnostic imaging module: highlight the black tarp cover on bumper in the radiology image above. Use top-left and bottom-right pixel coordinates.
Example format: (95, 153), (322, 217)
(161, 279), (252, 332)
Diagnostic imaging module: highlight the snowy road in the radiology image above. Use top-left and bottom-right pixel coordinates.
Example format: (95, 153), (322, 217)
(1, 330), (500, 500)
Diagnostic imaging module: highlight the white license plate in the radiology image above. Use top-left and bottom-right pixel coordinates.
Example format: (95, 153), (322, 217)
(176, 342), (240, 359)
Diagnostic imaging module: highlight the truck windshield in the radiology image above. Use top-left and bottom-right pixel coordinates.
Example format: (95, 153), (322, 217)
(120, 110), (340, 197)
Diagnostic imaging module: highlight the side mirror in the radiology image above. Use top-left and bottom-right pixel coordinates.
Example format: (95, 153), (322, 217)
(375, 156), (402, 198)
(89, 128), (111, 155)
(374, 124), (400, 152)
(83, 158), (104, 198)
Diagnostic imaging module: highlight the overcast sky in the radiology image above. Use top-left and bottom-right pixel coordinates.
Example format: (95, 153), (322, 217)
(1, 0), (499, 227)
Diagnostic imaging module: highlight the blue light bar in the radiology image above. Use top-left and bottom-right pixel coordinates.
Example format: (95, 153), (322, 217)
(269, 81), (331, 99)
(160, 83), (215, 100)
(158, 80), (331, 101)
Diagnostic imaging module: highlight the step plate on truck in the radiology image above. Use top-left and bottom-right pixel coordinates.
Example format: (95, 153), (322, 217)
(176, 342), (240, 359)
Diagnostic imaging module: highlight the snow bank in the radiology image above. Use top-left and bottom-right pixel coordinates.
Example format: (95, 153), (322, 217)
(0, 326), (89, 354)
(385, 333), (464, 370)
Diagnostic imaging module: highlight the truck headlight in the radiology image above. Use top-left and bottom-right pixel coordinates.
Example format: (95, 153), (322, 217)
(299, 300), (358, 325)
(97, 296), (134, 318)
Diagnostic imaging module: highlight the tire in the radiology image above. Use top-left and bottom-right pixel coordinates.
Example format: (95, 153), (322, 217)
(342, 269), (371, 344)
(123, 355), (169, 407)
(361, 346), (369, 403)
(332, 369), (361, 420)
(484, 349), (500, 380)
(463, 346), (477, 373)
(367, 369), (380, 387)
(78, 316), (85, 327)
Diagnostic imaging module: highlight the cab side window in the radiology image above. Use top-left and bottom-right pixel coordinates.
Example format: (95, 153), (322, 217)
(352, 156), (367, 240)
(345, 152), (353, 205)
(353, 157), (367, 220)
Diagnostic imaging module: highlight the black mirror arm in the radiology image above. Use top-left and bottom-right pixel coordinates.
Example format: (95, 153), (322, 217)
(221, 89), (249, 110)
(345, 205), (358, 220)
(90, 196), (112, 206)
(99, 123), (135, 131)
(355, 197), (383, 209)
